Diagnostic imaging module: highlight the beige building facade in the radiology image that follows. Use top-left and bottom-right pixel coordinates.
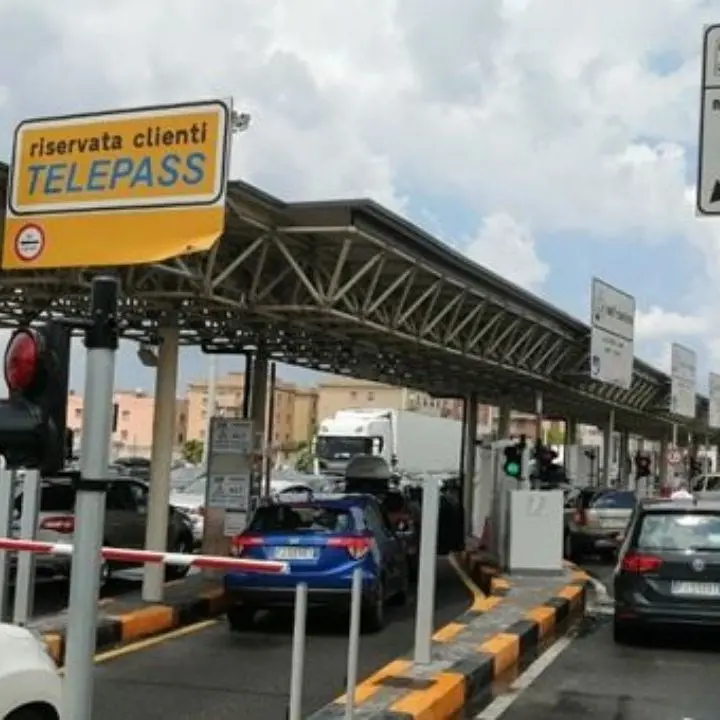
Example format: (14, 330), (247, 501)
(185, 372), (318, 454)
(67, 390), (188, 459)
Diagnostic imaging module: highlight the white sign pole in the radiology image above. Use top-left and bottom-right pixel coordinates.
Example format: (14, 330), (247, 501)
(697, 24), (720, 215)
(589, 278), (635, 389)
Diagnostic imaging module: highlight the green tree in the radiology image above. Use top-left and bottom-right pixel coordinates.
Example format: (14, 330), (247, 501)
(182, 439), (203, 465)
(544, 426), (565, 445)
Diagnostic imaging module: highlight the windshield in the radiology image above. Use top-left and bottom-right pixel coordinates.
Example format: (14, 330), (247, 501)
(591, 491), (636, 509)
(249, 503), (356, 533)
(315, 436), (372, 460)
(637, 512), (720, 552)
(178, 475), (206, 495)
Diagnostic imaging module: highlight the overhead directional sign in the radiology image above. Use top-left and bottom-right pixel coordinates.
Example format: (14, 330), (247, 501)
(589, 277), (635, 390)
(709, 372), (720, 428)
(670, 343), (697, 418)
(697, 24), (720, 215)
(3, 99), (232, 270)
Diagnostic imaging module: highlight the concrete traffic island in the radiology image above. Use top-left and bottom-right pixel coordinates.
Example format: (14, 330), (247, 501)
(308, 552), (590, 720)
(32, 574), (228, 666)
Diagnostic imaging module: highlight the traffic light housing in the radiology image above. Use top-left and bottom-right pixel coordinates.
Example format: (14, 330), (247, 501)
(503, 443), (523, 478)
(0, 324), (71, 474)
(635, 453), (651, 478)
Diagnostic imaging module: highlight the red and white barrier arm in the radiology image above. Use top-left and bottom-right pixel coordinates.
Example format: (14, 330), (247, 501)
(0, 537), (289, 574)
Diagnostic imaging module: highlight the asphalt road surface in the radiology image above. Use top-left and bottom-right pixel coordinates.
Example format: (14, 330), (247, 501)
(481, 558), (720, 720)
(92, 558), (470, 720)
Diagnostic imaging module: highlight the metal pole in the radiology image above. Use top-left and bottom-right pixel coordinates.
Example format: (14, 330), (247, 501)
(288, 582), (308, 720)
(63, 276), (119, 720)
(344, 567), (363, 719)
(414, 477), (440, 664)
(0, 464), (14, 621)
(242, 352), (254, 419)
(142, 326), (180, 602)
(264, 362), (276, 494)
(202, 354), (217, 470)
(12, 468), (40, 625)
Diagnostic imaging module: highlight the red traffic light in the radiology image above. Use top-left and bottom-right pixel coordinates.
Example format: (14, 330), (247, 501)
(4, 329), (41, 392)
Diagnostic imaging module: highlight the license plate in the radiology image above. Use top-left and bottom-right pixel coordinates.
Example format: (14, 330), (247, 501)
(274, 546), (316, 561)
(671, 581), (720, 597)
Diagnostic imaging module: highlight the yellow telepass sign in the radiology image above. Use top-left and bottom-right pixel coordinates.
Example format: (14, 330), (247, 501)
(2, 99), (231, 270)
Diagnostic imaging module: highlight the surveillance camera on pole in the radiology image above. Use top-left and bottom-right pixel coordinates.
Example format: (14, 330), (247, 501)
(231, 111), (251, 134)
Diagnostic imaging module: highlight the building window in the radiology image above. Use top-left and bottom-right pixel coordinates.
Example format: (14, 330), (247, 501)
(74, 408), (82, 418)
(367, 392), (375, 401)
(350, 391), (357, 399)
(122, 410), (130, 419)
(120, 430), (128, 441)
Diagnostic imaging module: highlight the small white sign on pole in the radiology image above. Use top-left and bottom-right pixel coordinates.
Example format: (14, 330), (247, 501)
(697, 24), (720, 215)
(589, 278), (635, 389)
(670, 343), (697, 418)
(709, 372), (720, 429)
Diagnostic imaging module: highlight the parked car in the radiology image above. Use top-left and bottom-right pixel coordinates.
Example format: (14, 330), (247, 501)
(564, 488), (637, 561)
(613, 496), (720, 643)
(12, 476), (195, 587)
(0, 622), (62, 719)
(691, 473), (720, 492)
(225, 493), (410, 633)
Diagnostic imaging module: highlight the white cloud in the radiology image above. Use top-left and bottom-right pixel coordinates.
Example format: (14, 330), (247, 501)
(635, 306), (708, 341)
(1, 0), (719, 386)
(465, 214), (548, 291)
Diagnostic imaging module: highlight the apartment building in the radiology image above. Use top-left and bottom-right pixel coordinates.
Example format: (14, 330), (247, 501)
(315, 377), (495, 431)
(185, 372), (318, 454)
(67, 389), (188, 458)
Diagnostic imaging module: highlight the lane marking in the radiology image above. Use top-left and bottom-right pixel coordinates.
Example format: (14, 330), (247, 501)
(62, 619), (220, 671)
(474, 633), (576, 719)
(94, 619), (218, 663)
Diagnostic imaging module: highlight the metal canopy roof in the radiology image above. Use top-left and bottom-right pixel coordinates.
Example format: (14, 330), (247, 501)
(0, 161), (712, 441)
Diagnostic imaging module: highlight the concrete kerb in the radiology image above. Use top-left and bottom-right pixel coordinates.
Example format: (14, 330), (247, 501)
(308, 552), (590, 720)
(36, 575), (228, 666)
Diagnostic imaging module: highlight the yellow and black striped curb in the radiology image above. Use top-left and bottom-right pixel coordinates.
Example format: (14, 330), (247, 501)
(309, 557), (590, 720)
(41, 584), (228, 666)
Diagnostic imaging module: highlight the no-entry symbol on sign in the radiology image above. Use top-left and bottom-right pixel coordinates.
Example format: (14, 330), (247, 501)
(13, 224), (45, 262)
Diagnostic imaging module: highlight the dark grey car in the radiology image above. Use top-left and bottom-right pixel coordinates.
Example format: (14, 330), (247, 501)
(13, 476), (195, 587)
(613, 497), (720, 644)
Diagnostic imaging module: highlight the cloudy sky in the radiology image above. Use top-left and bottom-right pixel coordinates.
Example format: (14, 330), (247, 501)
(0, 0), (718, 398)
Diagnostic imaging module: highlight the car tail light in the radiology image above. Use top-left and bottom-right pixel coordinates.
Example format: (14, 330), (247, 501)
(230, 534), (264, 557)
(40, 516), (75, 534)
(328, 536), (371, 560)
(573, 509), (586, 525)
(621, 552), (663, 573)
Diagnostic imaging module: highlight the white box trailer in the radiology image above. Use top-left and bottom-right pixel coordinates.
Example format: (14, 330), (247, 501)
(313, 408), (464, 476)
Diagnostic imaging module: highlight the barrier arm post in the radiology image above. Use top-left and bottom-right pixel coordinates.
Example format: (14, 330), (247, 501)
(63, 276), (119, 720)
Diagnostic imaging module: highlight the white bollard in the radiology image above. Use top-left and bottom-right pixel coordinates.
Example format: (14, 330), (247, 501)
(288, 582), (308, 720)
(413, 477), (440, 664)
(344, 567), (363, 719)
(13, 468), (40, 626)
(0, 463), (13, 621)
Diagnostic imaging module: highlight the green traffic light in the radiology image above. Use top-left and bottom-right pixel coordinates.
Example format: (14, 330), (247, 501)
(504, 461), (520, 477)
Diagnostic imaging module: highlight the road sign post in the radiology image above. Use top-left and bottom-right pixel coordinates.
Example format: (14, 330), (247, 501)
(202, 417), (258, 562)
(62, 276), (119, 720)
(2, 99), (232, 271)
(698, 25), (720, 215)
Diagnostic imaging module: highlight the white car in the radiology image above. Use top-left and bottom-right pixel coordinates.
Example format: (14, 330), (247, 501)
(0, 623), (62, 719)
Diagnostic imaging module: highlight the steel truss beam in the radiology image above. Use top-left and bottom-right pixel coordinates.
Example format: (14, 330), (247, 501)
(0, 171), (712, 439)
